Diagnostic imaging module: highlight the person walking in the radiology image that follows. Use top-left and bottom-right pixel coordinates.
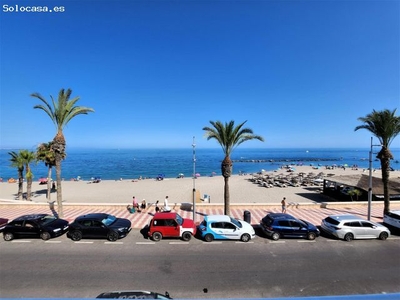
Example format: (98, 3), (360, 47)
(281, 197), (287, 213)
(164, 196), (171, 212)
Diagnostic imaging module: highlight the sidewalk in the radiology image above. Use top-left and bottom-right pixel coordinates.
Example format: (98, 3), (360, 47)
(1, 201), (398, 229)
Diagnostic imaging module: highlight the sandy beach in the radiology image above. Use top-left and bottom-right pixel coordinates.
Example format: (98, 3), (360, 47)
(1, 165), (399, 206)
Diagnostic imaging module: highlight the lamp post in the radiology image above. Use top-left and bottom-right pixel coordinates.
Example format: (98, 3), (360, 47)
(368, 137), (381, 220)
(192, 136), (196, 222)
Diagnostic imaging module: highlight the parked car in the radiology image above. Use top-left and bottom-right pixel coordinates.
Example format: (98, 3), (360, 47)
(259, 213), (320, 241)
(383, 210), (400, 230)
(96, 290), (171, 299)
(67, 213), (131, 242)
(0, 218), (8, 232)
(198, 215), (255, 242)
(3, 214), (68, 241)
(148, 212), (196, 242)
(321, 214), (390, 241)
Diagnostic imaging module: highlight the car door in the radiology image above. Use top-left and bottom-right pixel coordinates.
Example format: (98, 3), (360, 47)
(19, 220), (39, 238)
(162, 219), (180, 237)
(289, 220), (307, 238)
(360, 221), (379, 238)
(345, 221), (364, 238)
(219, 222), (240, 240)
(210, 222), (226, 239)
(277, 220), (293, 237)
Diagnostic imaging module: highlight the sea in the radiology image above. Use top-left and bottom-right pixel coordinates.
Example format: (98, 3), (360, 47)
(0, 148), (399, 181)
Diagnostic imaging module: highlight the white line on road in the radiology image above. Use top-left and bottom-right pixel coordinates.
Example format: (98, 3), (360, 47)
(269, 241), (286, 243)
(136, 242), (155, 245)
(45, 241), (62, 243)
(74, 241), (94, 244)
(169, 242), (189, 245)
(11, 240), (31, 243)
(104, 242), (123, 244)
(235, 241), (254, 244)
(202, 242), (223, 244)
(297, 240), (316, 243)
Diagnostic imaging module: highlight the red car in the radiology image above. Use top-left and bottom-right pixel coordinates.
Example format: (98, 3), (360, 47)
(0, 218), (8, 232)
(148, 212), (196, 242)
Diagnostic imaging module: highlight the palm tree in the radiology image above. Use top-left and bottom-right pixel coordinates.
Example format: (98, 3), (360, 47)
(355, 108), (400, 214)
(203, 120), (264, 215)
(32, 88), (94, 218)
(36, 142), (58, 200)
(9, 151), (25, 200)
(20, 150), (36, 201)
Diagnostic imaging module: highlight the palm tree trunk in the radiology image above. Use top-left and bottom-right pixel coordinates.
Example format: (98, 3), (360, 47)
(26, 178), (32, 201)
(380, 157), (391, 214)
(46, 167), (52, 200)
(17, 170), (23, 200)
(224, 176), (230, 215)
(55, 157), (63, 218)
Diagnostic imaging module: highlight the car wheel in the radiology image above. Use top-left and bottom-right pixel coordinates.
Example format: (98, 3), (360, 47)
(3, 232), (14, 241)
(70, 230), (83, 241)
(344, 233), (354, 242)
(107, 231), (119, 242)
(182, 231), (192, 241)
(307, 232), (316, 240)
(204, 233), (214, 242)
(240, 233), (251, 242)
(40, 232), (51, 241)
(271, 232), (280, 241)
(152, 232), (162, 242)
(379, 232), (389, 240)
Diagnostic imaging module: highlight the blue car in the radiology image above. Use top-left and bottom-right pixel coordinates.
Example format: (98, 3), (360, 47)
(198, 215), (255, 242)
(260, 213), (320, 241)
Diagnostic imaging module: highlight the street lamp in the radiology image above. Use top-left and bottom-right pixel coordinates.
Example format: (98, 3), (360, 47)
(368, 137), (381, 220)
(192, 136), (196, 222)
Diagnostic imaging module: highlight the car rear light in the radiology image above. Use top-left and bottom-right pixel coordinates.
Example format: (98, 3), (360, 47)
(333, 226), (341, 230)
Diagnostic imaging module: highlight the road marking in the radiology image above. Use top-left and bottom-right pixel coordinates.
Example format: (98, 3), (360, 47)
(74, 241), (93, 244)
(104, 242), (123, 245)
(169, 242), (189, 245)
(202, 241), (222, 244)
(11, 240), (31, 243)
(297, 240), (316, 243)
(45, 241), (61, 243)
(235, 241), (254, 244)
(269, 241), (285, 243)
(136, 242), (155, 245)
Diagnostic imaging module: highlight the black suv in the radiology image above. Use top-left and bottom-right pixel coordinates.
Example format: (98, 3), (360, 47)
(260, 213), (320, 241)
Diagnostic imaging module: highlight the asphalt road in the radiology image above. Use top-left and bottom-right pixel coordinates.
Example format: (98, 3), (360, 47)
(0, 229), (399, 299)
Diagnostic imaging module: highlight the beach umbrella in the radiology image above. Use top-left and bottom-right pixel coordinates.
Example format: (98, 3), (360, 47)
(195, 173), (201, 177)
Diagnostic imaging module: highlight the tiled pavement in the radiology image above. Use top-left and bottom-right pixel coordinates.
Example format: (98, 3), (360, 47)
(1, 202), (399, 228)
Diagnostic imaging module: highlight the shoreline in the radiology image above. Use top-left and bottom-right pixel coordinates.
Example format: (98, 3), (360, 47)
(1, 166), (399, 206)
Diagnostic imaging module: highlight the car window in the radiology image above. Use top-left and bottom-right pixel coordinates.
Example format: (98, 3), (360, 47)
(211, 222), (224, 229)
(92, 220), (103, 227)
(38, 215), (57, 226)
(262, 216), (273, 226)
(164, 219), (177, 227)
(386, 212), (400, 220)
(200, 220), (207, 227)
(224, 222), (236, 230)
(153, 219), (165, 226)
(344, 221), (361, 227)
(102, 215), (116, 226)
(24, 221), (36, 228)
(81, 220), (92, 227)
(324, 217), (340, 225)
(12, 220), (24, 227)
(361, 221), (375, 228)
(289, 221), (302, 228)
(175, 214), (183, 225)
(277, 220), (291, 227)
(230, 217), (242, 228)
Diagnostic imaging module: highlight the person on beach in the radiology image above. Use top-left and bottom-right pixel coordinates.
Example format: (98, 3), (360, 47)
(140, 199), (147, 210)
(127, 196), (140, 213)
(281, 197), (287, 213)
(132, 196), (139, 209)
(164, 196), (171, 212)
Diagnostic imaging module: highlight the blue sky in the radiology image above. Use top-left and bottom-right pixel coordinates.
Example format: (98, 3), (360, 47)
(0, 0), (399, 150)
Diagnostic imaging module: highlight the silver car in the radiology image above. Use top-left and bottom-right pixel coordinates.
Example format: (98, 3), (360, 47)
(321, 214), (390, 241)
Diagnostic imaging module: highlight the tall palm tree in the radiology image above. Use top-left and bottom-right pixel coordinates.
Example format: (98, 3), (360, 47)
(36, 142), (58, 200)
(9, 151), (25, 200)
(32, 88), (94, 218)
(20, 150), (36, 201)
(203, 120), (264, 215)
(355, 108), (400, 214)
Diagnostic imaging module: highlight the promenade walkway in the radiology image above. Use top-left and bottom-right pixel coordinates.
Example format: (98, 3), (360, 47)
(0, 201), (399, 229)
